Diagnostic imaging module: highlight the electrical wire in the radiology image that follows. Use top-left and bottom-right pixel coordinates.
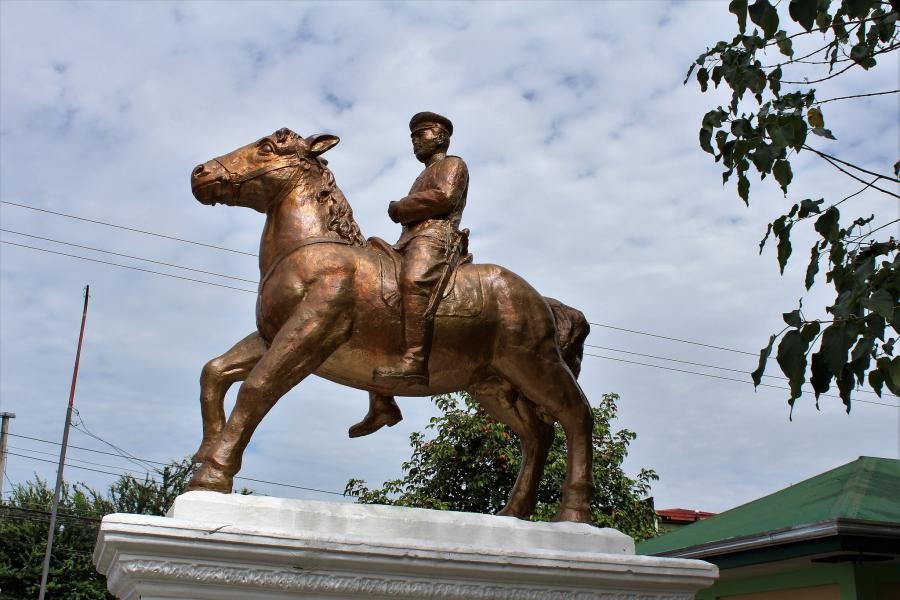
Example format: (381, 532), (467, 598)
(0, 229), (258, 284)
(585, 352), (898, 408)
(0, 240), (257, 293)
(0, 200), (257, 257)
(7, 432), (346, 497)
(585, 344), (897, 398)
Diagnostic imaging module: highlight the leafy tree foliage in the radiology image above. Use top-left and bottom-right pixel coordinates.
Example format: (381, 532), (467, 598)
(0, 458), (197, 599)
(688, 0), (899, 413)
(345, 392), (659, 541)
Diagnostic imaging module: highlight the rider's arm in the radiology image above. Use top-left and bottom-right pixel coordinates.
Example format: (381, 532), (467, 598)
(389, 158), (468, 224)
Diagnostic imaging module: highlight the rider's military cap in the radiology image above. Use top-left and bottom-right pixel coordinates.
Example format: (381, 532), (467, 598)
(409, 112), (453, 136)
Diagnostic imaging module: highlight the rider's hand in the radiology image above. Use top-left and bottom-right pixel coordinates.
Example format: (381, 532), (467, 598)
(388, 201), (400, 223)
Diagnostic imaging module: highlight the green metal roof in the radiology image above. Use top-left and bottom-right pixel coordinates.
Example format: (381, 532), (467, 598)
(638, 456), (900, 556)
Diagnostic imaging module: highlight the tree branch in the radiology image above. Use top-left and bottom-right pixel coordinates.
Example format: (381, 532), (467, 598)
(803, 145), (898, 181)
(781, 61), (857, 84)
(813, 154), (900, 198)
(814, 89), (900, 104)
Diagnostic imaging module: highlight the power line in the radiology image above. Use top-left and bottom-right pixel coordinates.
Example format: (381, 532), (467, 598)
(584, 352), (898, 408)
(0, 240), (257, 294)
(8, 432), (346, 497)
(7, 445), (151, 475)
(587, 322), (758, 356)
(0, 229), (258, 284)
(0, 200), (257, 257)
(8, 432), (169, 465)
(585, 344), (896, 398)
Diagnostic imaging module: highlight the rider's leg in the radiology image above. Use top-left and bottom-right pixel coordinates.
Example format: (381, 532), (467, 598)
(348, 392), (403, 438)
(373, 235), (445, 385)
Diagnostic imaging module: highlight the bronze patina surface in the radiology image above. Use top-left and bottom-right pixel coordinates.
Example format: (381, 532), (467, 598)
(186, 119), (595, 523)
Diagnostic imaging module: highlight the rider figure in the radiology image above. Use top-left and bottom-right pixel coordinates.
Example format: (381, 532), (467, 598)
(349, 112), (469, 438)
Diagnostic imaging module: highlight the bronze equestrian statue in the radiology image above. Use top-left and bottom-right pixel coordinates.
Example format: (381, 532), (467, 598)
(186, 118), (595, 523)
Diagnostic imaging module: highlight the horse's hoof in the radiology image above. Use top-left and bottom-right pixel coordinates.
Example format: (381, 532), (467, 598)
(497, 502), (532, 519)
(185, 463), (233, 493)
(553, 505), (592, 524)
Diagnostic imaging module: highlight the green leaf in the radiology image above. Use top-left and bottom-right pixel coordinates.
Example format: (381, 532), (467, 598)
(773, 159), (793, 194)
(877, 11), (896, 43)
(777, 330), (808, 403)
(801, 320), (821, 344)
(814, 207), (840, 242)
(868, 368), (884, 396)
(810, 349), (833, 399)
(788, 0), (817, 31)
(783, 308), (804, 328)
(862, 288), (895, 320)
(816, 6), (832, 32)
(777, 222), (793, 273)
(749, 0), (780, 38)
(811, 127), (837, 139)
(731, 118), (753, 138)
(819, 323), (854, 378)
(738, 171), (750, 204)
(837, 364), (855, 411)
(843, 0), (877, 20)
(730, 0), (749, 33)
(750, 143), (775, 174)
(798, 198), (824, 218)
(697, 67), (709, 92)
(768, 66), (782, 96)
(751, 334), (777, 387)
(805, 243), (821, 289)
(700, 128), (714, 154)
(850, 43), (871, 66)
(775, 30), (794, 56)
(877, 356), (900, 395)
(759, 222), (773, 253)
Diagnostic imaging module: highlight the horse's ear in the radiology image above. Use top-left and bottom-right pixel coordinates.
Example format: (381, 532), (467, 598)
(307, 134), (340, 156)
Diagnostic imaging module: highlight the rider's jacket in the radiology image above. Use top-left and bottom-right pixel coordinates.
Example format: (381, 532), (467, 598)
(390, 155), (469, 251)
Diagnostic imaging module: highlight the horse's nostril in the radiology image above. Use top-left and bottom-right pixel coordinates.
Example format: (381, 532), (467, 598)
(193, 165), (207, 177)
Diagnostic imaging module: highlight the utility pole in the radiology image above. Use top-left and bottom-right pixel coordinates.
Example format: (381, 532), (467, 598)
(0, 411), (16, 497)
(38, 285), (90, 600)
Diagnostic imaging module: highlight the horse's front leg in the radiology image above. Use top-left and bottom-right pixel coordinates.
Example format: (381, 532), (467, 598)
(187, 277), (354, 493)
(193, 332), (268, 464)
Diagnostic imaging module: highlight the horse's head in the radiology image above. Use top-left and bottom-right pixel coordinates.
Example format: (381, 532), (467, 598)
(191, 127), (340, 213)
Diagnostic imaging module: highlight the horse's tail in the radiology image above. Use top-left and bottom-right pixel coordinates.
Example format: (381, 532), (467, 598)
(544, 297), (590, 380)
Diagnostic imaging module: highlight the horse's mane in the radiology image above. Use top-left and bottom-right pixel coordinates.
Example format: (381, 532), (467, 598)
(303, 158), (366, 247)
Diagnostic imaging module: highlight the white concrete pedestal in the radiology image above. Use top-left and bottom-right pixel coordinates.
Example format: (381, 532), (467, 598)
(94, 491), (716, 599)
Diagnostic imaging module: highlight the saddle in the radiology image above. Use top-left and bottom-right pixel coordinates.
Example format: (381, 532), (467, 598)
(369, 236), (483, 318)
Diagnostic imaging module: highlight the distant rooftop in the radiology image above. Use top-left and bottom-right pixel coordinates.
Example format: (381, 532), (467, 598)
(639, 456), (900, 558)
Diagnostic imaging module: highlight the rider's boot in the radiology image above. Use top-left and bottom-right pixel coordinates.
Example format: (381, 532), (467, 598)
(373, 294), (433, 386)
(348, 393), (403, 438)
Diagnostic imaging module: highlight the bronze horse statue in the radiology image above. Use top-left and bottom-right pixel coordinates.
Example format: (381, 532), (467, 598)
(186, 127), (595, 523)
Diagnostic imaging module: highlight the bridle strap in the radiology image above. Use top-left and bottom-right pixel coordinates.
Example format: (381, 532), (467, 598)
(214, 154), (310, 207)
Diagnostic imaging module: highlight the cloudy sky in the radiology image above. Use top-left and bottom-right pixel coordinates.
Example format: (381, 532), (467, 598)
(1, 1), (897, 516)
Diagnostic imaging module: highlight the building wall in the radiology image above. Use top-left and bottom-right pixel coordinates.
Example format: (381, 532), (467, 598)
(695, 564), (857, 600)
(696, 562), (900, 600)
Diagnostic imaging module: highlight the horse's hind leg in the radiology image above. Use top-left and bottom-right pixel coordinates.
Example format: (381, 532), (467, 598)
(194, 332), (267, 463)
(493, 351), (594, 524)
(468, 379), (555, 519)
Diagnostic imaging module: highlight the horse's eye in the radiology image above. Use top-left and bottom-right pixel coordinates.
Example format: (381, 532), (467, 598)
(259, 142), (274, 155)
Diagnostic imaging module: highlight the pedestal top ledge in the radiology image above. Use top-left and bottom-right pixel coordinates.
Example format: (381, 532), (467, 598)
(167, 490), (633, 558)
(95, 492), (718, 600)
